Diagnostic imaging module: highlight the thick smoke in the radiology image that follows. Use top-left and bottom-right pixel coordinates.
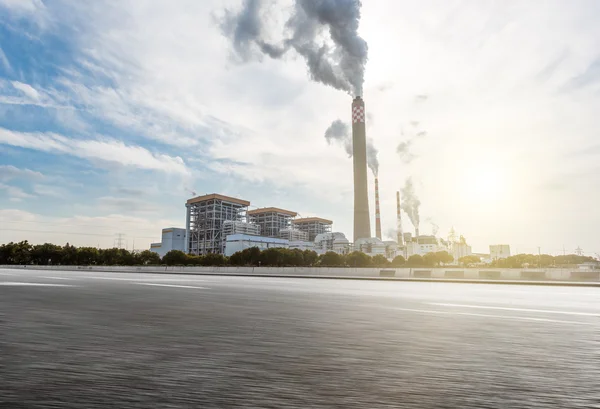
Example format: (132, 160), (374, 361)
(401, 177), (420, 231)
(221, 0), (368, 96)
(324, 119), (379, 176)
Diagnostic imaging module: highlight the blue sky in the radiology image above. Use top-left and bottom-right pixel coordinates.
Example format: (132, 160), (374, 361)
(1, 0), (599, 256)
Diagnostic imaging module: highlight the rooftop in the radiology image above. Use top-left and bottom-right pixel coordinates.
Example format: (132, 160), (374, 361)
(292, 217), (333, 225)
(186, 193), (250, 207)
(247, 207), (297, 217)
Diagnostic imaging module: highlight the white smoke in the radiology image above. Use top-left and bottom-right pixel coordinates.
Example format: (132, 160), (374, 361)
(400, 177), (420, 231)
(324, 119), (379, 176)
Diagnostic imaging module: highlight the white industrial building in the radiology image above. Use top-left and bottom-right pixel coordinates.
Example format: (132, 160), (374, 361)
(224, 234), (288, 256)
(354, 237), (387, 256)
(313, 232), (351, 255)
(451, 236), (472, 262)
(405, 235), (451, 258)
(150, 228), (186, 258)
(490, 244), (511, 260)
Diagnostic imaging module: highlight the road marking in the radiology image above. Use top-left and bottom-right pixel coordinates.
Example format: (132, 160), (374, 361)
(0, 273), (15, 276)
(0, 282), (75, 287)
(134, 283), (208, 290)
(391, 307), (592, 325)
(38, 276), (74, 280)
(83, 276), (205, 282)
(428, 303), (600, 317)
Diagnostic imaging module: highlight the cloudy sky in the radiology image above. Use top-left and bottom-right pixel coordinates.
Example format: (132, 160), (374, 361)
(0, 0), (599, 256)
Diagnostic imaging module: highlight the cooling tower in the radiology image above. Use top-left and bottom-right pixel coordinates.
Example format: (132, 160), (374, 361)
(352, 96), (371, 241)
(374, 176), (382, 240)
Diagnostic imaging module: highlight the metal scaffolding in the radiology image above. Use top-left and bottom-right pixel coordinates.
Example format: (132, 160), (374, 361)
(292, 217), (333, 242)
(186, 194), (250, 255)
(248, 207), (297, 238)
(278, 228), (309, 242)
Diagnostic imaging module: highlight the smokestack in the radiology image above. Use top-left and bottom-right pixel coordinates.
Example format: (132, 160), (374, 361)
(415, 227), (420, 237)
(375, 177), (382, 240)
(396, 191), (404, 245)
(352, 96), (371, 241)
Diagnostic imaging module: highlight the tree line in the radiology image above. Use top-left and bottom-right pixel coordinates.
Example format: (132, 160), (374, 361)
(0, 241), (455, 268)
(1, 241), (595, 268)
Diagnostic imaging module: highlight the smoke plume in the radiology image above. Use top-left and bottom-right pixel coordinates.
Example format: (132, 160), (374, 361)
(401, 177), (420, 231)
(324, 119), (352, 157)
(220, 0), (368, 96)
(324, 119), (379, 176)
(426, 218), (439, 236)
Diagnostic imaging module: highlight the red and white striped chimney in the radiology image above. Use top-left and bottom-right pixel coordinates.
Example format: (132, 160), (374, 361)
(375, 176), (382, 240)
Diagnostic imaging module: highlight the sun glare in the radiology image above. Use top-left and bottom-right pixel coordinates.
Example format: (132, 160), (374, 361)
(461, 161), (508, 203)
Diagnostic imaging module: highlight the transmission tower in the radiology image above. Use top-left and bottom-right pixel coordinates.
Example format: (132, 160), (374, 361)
(575, 246), (583, 256)
(114, 233), (127, 249)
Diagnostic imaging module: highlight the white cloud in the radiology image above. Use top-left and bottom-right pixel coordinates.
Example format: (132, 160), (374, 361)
(0, 46), (10, 71)
(32, 184), (63, 197)
(0, 165), (44, 181)
(0, 182), (36, 201)
(0, 128), (190, 175)
(11, 81), (40, 100)
(0, 0), (44, 13)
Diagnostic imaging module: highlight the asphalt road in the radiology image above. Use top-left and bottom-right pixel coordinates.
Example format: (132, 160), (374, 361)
(1, 268), (599, 408)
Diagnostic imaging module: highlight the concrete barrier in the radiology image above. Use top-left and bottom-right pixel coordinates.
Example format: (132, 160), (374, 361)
(1, 265), (598, 284)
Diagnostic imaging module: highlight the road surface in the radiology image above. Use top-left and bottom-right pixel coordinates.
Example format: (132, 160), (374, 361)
(1, 268), (599, 408)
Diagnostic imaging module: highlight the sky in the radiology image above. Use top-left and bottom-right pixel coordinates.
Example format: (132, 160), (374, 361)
(0, 0), (599, 256)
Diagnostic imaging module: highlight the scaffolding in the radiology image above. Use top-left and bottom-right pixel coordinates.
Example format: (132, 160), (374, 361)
(279, 228), (309, 242)
(248, 207), (297, 238)
(186, 194), (250, 255)
(292, 217), (333, 242)
(222, 220), (261, 237)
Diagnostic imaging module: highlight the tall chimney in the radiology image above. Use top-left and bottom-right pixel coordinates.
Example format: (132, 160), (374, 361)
(352, 96), (371, 241)
(374, 176), (382, 240)
(396, 191), (404, 245)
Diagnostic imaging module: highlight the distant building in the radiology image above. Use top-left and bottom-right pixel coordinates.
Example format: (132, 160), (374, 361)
(292, 217), (333, 242)
(150, 228), (186, 258)
(452, 235), (472, 262)
(490, 244), (511, 260)
(405, 235), (450, 258)
(278, 228), (309, 242)
(224, 234), (288, 257)
(314, 232), (351, 255)
(248, 207), (297, 238)
(354, 237), (387, 256)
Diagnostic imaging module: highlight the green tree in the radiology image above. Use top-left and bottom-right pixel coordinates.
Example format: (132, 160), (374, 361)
(302, 250), (319, 267)
(61, 243), (78, 265)
(435, 251), (454, 266)
(372, 254), (390, 267)
(422, 252), (437, 267)
(136, 250), (161, 265)
(76, 247), (100, 265)
(319, 251), (345, 267)
(390, 255), (406, 267)
(406, 254), (424, 267)
(458, 255), (481, 267)
(31, 243), (63, 265)
(345, 251), (372, 267)
(12, 241), (33, 265)
(162, 250), (189, 266)
(202, 253), (227, 266)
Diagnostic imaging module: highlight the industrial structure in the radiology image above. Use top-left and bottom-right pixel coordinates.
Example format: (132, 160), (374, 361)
(185, 194), (251, 255)
(248, 207), (298, 239)
(374, 177), (382, 240)
(292, 217), (333, 242)
(352, 96), (371, 241)
(149, 228), (186, 258)
(313, 232), (351, 255)
(490, 244), (511, 260)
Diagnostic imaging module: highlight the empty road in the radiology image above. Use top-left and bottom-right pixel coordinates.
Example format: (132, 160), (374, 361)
(1, 268), (599, 408)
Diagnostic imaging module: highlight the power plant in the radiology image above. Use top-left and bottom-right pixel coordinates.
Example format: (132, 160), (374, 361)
(352, 96), (371, 241)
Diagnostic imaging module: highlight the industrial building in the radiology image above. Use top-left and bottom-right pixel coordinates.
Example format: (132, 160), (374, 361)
(185, 194), (251, 255)
(405, 235), (451, 258)
(150, 228), (186, 258)
(490, 244), (511, 260)
(248, 207), (298, 239)
(224, 234), (288, 257)
(354, 237), (387, 257)
(292, 217), (333, 242)
(314, 232), (351, 255)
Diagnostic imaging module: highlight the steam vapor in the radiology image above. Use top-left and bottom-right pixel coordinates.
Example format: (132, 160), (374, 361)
(221, 0), (369, 96)
(400, 177), (420, 231)
(324, 119), (379, 176)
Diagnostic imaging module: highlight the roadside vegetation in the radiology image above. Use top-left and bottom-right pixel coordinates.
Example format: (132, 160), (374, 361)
(0, 241), (595, 268)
